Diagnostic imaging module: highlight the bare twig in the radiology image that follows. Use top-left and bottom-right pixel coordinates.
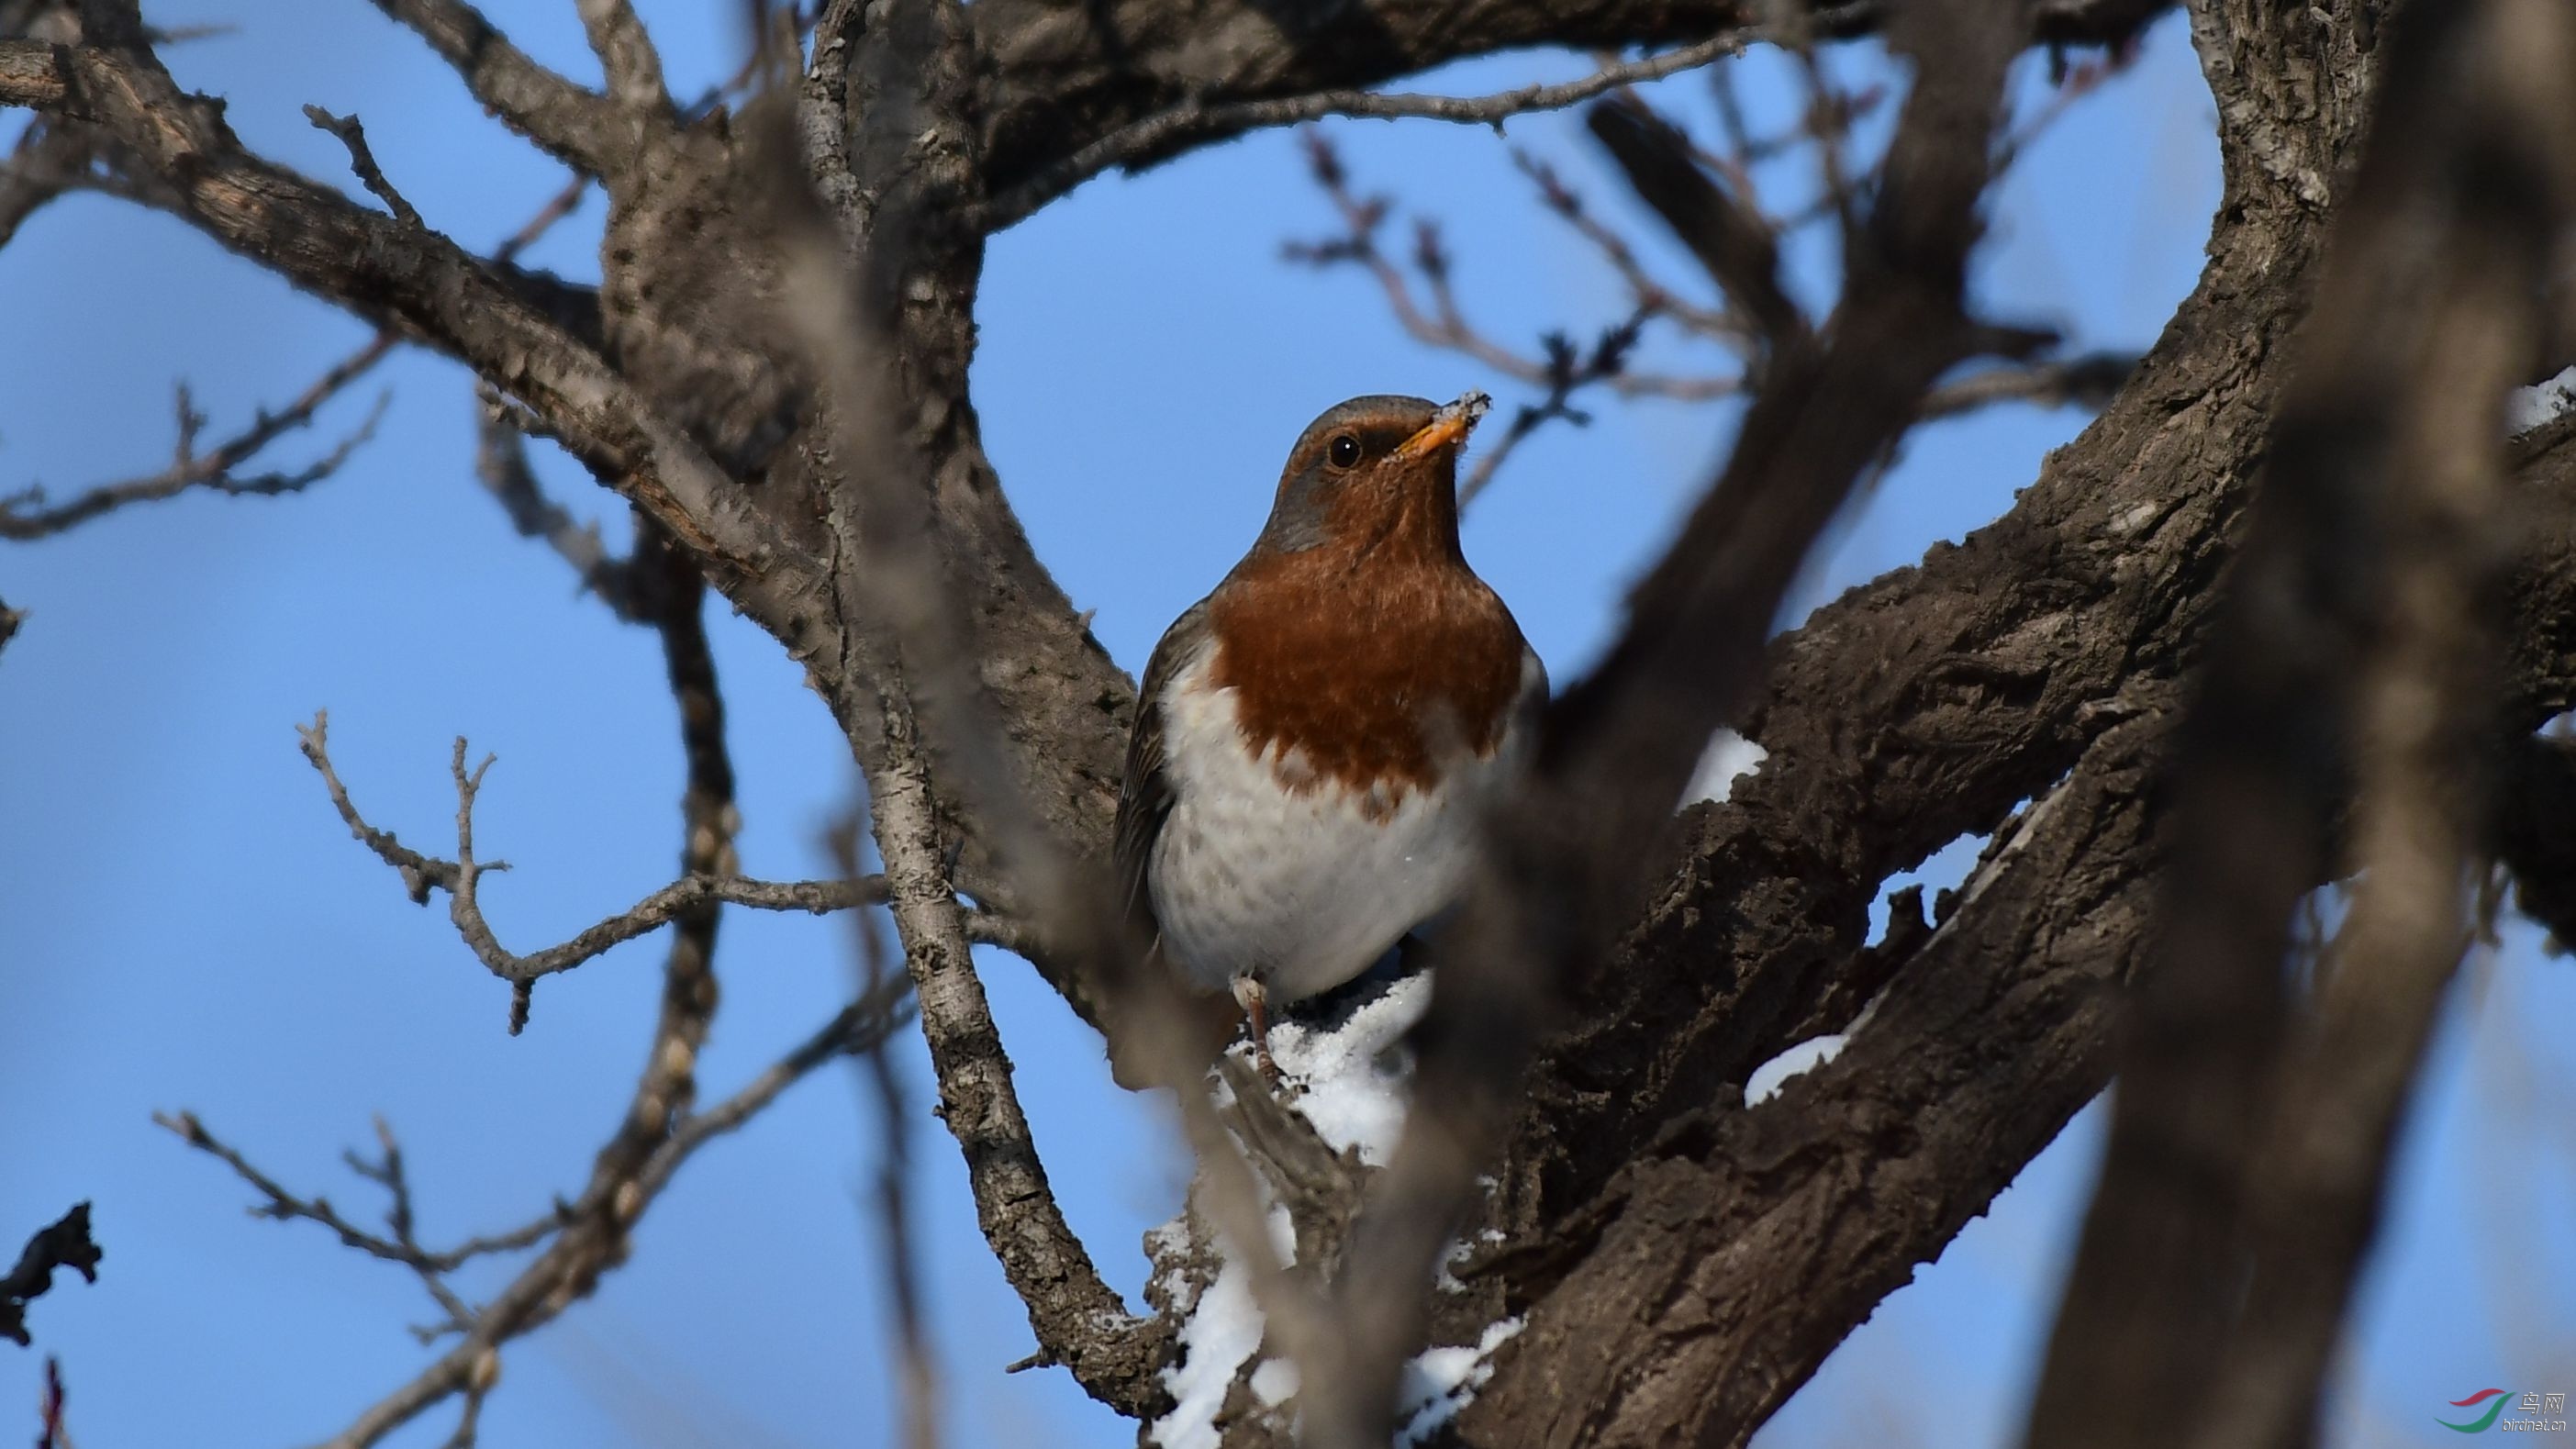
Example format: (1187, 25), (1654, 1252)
(1289, 129), (1744, 500)
(1, 95), (605, 544)
(1992, 48), (2131, 173)
(250, 983), (911, 1449)
(292, 710), (1014, 1016)
(0, 339), (392, 541)
(304, 105), (423, 228)
(1456, 316), (1668, 509)
(154, 1110), (532, 1336)
(0, 1206), (99, 1346)
(975, 35), (1760, 232)
(471, 395), (641, 618)
(1513, 148), (1745, 341)
(1288, 133), (1736, 405)
(1789, 31), (1865, 261)
(488, 174), (588, 264)
(38, 1355), (68, 1449)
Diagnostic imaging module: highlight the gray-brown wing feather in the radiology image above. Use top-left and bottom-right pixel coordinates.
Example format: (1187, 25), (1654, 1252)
(1113, 600), (1211, 939)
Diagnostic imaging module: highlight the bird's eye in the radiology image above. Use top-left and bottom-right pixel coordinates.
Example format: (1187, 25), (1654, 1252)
(1328, 434), (1362, 468)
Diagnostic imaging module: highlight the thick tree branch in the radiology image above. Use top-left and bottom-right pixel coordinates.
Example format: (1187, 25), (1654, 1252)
(363, 0), (627, 175)
(1405, 7), (2462, 1440)
(1464, 703), (2174, 1446)
(864, 690), (1174, 1417)
(2492, 732), (2576, 948)
(21, 3), (2558, 1445)
(1587, 97), (1805, 350)
(968, 0), (2174, 202)
(755, 14), (1176, 1403)
(0, 116), (94, 248)
(574, 0), (670, 118)
(2033, 2), (2576, 1444)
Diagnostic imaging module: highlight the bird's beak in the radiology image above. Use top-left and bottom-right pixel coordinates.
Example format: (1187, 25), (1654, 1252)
(1390, 390), (1492, 463)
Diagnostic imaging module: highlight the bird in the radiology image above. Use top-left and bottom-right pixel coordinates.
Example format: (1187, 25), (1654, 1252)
(1110, 391), (1544, 1087)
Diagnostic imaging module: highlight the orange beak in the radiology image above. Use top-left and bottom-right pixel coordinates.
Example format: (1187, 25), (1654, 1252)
(1390, 390), (1491, 463)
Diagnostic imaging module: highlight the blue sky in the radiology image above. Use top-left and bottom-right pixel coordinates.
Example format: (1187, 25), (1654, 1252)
(4, 5), (2571, 1446)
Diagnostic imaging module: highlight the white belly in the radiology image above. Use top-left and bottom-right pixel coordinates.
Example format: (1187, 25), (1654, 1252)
(1146, 645), (1531, 1001)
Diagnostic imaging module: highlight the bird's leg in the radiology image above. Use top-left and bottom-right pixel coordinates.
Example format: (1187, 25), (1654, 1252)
(1232, 975), (1279, 1085)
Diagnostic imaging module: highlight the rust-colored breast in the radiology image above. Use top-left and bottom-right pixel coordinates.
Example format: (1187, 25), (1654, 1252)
(1207, 546), (1528, 808)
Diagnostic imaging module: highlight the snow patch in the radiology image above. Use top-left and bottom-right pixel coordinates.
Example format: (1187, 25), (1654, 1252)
(1745, 1034), (1848, 1106)
(1256, 970), (1433, 1165)
(2510, 365), (2576, 435)
(1248, 1357), (1299, 1407)
(1154, 971), (1518, 1446)
(1681, 729), (1768, 808)
(1439, 1226), (1505, 1294)
(1149, 1207), (1297, 1449)
(1395, 1318), (1525, 1445)
(1150, 1254), (1258, 1449)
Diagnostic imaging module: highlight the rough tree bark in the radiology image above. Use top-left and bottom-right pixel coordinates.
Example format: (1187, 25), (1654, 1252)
(6, 0), (2570, 1444)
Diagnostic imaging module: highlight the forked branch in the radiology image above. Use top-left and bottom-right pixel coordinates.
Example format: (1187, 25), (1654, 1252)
(0, 339), (391, 541)
(291, 710), (985, 1022)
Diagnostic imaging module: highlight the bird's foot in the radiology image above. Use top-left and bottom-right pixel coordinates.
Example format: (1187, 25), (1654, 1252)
(1232, 975), (1282, 1088)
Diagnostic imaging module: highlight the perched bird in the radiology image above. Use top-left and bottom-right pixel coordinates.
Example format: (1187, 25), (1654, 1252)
(1111, 392), (1544, 1086)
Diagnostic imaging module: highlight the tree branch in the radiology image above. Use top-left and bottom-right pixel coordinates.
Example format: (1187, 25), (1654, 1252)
(863, 692), (1175, 1416)
(0, 1206), (99, 1347)
(155, 1110), (535, 1339)
(573, 0), (670, 118)
(0, 23), (831, 628)
(974, 34), (1756, 232)
(2491, 731), (2576, 948)
(968, 0), (2173, 203)
(2032, 2), (2576, 1443)
(0, 339), (390, 541)
(292, 709), (1014, 1018)
(363, 0), (627, 175)
(469, 396), (642, 619)
(201, 983), (911, 1449)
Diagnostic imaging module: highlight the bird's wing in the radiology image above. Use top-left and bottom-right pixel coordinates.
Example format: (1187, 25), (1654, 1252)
(1113, 598), (1212, 937)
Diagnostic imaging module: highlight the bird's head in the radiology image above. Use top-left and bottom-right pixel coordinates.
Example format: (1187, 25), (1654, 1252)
(1254, 391), (1489, 559)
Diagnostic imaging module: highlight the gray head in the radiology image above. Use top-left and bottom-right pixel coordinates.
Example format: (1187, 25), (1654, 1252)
(1253, 392), (1490, 556)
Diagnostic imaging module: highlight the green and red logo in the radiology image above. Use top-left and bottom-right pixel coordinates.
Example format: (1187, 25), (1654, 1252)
(2439, 1389), (2511, 1433)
